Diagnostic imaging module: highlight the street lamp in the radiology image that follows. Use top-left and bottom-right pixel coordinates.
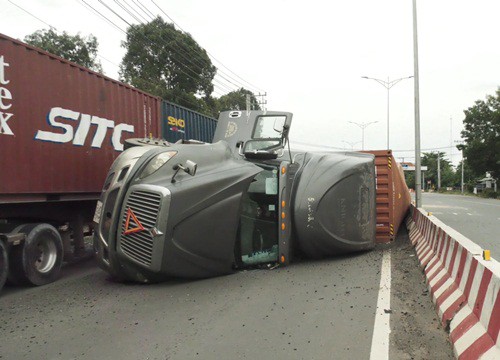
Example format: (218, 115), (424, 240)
(348, 121), (378, 150)
(413, 0), (422, 208)
(361, 75), (413, 149)
(342, 140), (361, 150)
(455, 141), (466, 194)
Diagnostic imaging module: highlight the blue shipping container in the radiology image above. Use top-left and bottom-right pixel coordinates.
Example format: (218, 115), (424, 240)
(161, 101), (217, 143)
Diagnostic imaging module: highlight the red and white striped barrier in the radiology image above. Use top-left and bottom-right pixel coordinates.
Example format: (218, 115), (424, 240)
(406, 206), (500, 359)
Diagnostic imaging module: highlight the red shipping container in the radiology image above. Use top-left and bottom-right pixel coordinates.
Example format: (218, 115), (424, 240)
(363, 150), (411, 243)
(0, 33), (161, 202)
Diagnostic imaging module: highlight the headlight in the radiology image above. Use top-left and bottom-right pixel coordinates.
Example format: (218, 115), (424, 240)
(139, 151), (177, 179)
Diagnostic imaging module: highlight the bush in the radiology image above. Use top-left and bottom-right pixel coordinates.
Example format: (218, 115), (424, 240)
(480, 189), (498, 199)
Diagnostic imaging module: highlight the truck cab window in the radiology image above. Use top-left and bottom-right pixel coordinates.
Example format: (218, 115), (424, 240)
(253, 115), (286, 139)
(239, 165), (279, 266)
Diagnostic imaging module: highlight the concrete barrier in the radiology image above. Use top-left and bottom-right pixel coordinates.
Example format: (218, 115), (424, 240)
(406, 205), (500, 359)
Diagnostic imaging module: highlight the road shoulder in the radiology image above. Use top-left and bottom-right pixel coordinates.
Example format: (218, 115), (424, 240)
(389, 226), (454, 359)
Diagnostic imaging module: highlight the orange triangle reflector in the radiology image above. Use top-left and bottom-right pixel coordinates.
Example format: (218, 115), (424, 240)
(123, 208), (145, 235)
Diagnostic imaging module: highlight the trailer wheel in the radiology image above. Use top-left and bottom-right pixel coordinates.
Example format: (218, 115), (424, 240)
(0, 241), (8, 292)
(8, 224), (63, 286)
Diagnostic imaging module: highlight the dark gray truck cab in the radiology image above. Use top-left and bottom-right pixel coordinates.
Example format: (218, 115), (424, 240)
(93, 110), (376, 282)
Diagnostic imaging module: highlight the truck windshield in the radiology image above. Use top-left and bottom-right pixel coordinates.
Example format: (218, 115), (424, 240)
(239, 164), (279, 266)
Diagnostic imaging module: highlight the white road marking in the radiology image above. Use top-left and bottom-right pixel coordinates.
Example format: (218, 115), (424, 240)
(459, 198), (500, 208)
(424, 205), (468, 210)
(370, 250), (391, 360)
(453, 212), (458, 215)
(467, 213), (472, 216)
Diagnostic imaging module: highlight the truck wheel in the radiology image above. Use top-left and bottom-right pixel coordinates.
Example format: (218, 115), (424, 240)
(8, 224), (63, 286)
(0, 241), (8, 292)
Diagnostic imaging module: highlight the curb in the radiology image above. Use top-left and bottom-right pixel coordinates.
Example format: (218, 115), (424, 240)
(406, 206), (500, 359)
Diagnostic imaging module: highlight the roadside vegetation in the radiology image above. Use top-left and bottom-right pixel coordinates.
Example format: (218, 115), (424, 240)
(405, 89), (499, 199)
(23, 21), (260, 119)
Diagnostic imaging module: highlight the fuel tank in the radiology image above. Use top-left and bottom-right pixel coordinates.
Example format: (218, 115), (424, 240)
(291, 151), (376, 258)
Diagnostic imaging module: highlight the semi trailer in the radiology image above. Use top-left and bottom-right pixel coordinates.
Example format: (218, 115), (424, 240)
(0, 33), (161, 292)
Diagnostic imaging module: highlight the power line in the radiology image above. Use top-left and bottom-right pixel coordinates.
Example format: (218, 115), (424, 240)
(106, 1), (242, 95)
(291, 141), (346, 151)
(7, 0), (53, 29)
(122, 0), (249, 94)
(117, 0), (149, 23)
(7, 0), (120, 71)
(392, 145), (462, 152)
(79, 0), (127, 35)
(12, 0), (262, 98)
(148, 0), (265, 94)
(112, 0), (144, 24)
(130, 0), (156, 20)
(85, 0), (262, 96)
(95, 0), (235, 94)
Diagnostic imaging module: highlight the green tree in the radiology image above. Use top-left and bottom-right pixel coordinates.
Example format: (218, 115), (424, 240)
(460, 89), (500, 179)
(24, 29), (102, 72)
(216, 88), (261, 113)
(404, 170), (415, 190)
(120, 17), (216, 113)
(421, 152), (456, 189)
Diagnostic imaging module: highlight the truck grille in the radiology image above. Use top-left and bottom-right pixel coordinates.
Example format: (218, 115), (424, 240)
(120, 190), (162, 267)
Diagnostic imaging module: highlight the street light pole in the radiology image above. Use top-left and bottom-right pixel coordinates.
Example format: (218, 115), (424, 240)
(348, 121), (378, 150)
(413, 0), (422, 207)
(455, 141), (466, 194)
(462, 149), (465, 194)
(342, 140), (361, 150)
(437, 152), (441, 190)
(361, 75), (413, 149)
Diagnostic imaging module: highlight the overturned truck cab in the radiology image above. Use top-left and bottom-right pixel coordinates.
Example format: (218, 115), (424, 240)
(93, 111), (376, 282)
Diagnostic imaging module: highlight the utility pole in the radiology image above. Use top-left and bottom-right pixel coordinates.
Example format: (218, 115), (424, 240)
(461, 148), (465, 194)
(255, 92), (267, 111)
(413, 0), (422, 207)
(246, 94), (251, 113)
(455, 141), (466, 194)
(437, 152), (441, 190)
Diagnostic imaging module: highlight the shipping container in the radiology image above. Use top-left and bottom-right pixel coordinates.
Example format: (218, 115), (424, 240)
(0, 33), (161, 201)
(0, 33), (161, 291)
(362, 150), (411, 243)
(161, 101), (217, 143)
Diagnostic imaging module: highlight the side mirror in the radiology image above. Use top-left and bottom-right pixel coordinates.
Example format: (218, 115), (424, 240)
(184, 160), (197, 176)
(171, 160), (198, 183)
(242, 139), (281, 160)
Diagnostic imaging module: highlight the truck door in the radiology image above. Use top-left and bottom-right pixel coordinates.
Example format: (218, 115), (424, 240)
(238, 164), (280, 266)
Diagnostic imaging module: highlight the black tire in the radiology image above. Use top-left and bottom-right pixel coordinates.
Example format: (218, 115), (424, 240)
(8, 224), (63, 286)
(6, 225), (28, 285)
(0, 240), (8, 292)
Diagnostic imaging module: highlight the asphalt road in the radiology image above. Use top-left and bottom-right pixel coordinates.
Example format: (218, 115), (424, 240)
(419, 192), (500, 260)
(0, 231), (453, 360)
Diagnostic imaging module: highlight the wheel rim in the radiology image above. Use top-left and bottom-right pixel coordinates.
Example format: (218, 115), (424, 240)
(34, 237), (58, 273)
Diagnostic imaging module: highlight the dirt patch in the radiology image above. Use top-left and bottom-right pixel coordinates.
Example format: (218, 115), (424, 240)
(389, 224), (454, 359)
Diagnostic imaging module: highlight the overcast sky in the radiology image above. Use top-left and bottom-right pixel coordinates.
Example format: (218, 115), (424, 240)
(2, 0), (499, 164)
